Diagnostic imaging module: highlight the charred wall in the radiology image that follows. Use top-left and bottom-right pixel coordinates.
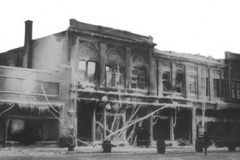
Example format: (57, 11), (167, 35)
(32, 32), (69, 70)
(0, 48), (23, 67)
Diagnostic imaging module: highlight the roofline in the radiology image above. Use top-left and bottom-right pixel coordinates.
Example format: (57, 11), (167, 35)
(68, 19), (156, 47)
(154, 49), (227, 66)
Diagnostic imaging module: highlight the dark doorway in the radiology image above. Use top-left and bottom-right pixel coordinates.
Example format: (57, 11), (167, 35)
(153, 117), (170, 140)
(77, 101), (95, 144)
(174, 109), (192, 141)
(7, 118), (58, 145)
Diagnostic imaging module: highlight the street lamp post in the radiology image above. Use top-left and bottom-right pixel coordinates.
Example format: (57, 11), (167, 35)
(103, 103), (107, 141)
(101, 96), (108, 141)
(67, 108), (76, 151)
(101, 96), (112, 153)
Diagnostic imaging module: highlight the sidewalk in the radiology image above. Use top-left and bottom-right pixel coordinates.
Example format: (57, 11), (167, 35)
(70, 145), (196, 153)
(0, 144), (231, 157)
(29, 141), (228, 154)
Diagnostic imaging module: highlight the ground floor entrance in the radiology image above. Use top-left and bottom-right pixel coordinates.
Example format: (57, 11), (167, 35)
(152, 107), (192, 144)
(76, 100), (193, 146)
(0, 103), (60, 147)
(76, 100), (126, 145)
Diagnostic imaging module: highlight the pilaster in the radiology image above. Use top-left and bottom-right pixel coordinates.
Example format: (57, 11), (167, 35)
(125, 47), (131, 90)
(99, 43), (107, 88)
(149, 50), (157, 95)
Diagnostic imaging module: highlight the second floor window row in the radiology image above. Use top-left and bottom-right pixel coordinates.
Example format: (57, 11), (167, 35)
(232, 81), (240, 99)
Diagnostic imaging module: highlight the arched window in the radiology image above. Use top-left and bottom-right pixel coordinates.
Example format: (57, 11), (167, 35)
(162, 71), (171, 92)
(78, 60), (96, 84)
(105, 48), (124, 89)
(77, 43), (98, 87)
(131, 53), (148, 90)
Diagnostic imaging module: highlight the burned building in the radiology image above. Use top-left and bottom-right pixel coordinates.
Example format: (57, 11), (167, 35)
(154, 50), (230, 143)
(0, 19), (240, 148)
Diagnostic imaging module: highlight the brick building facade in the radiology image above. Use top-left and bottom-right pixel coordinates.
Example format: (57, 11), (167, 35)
(0, 19), (240, 147)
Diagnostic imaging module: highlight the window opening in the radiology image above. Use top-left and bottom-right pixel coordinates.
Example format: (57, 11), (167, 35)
(232, 81), (240, 99)
(87, 62), (96, 74)
(213, 79), (220, 97)
(237, 83), (240, 99)
(232, 82), (236, 99)
(78, 60), (96, 85)
(106, 65), (123, 88)
(221, 79), (226, 98)
(78, 61), (86, 71)
(206, 78), (209, 96)
(189, 75), (197, 94)
(175, 72), (184, 93)
(162, 71), (170, 92)
(131, 66), (147, 90)
(87, 61), (96, 83)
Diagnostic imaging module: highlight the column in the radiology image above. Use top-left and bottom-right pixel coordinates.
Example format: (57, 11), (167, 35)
(125, 47), (131, 90)
(192, 107), (197, 144)
(209, 68), (213, 101)
(169, 115), (175, 141)
(184, 64), (189, 98)
(171, 63), (176, 93)
(3, 118), (10, 148)
(103, 105), (107, 141)
(228, 66), (232, 99)
(157, 61), (163, 96)
(197, 67), (201, 99)
(149, 50), (157, 95)
(3, 117), (6, 148)
(149, 110), (154, 143)
(202, 103), (206, 129)
(122, 108), (127, 141)
(92, 105), (96, 142)
(99, 43), (107, 88)
(73, 99), (78, 139)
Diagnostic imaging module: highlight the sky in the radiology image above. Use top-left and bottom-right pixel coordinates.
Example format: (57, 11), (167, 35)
(1, 0), (240, 59)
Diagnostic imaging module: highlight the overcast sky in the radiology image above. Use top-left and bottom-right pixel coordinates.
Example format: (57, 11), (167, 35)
(1, 0), (240, 59)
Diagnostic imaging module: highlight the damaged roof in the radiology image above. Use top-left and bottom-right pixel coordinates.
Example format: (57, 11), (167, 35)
(155, 49), (225, 65)
(68, 19), (156, 46)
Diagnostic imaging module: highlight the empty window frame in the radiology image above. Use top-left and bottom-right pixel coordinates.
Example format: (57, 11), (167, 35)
(206, 77), (209, 96)
(232, 82), (236, 99)
(201, 77), (209, 96)
(213, 70), (226, 98)
(237, 83), (240, 99)
(131, 66), (147, 90)
(201, 69), (209, 96)
(213, 79), (220, 97)
(221, 79), (227, 99)
(232, 81), (240, 99)
(106, 65), (123, 87)
(78, 60), (96, 84)
(175, 71), (184, 93)
(162, 71), (171, 92)
(189, 75), (197, 94)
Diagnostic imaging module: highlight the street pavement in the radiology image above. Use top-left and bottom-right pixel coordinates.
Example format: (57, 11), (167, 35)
(0, 145), (240, 160)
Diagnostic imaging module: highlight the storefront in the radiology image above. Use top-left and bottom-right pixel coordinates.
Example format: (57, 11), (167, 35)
(0, 102), (63, 147)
